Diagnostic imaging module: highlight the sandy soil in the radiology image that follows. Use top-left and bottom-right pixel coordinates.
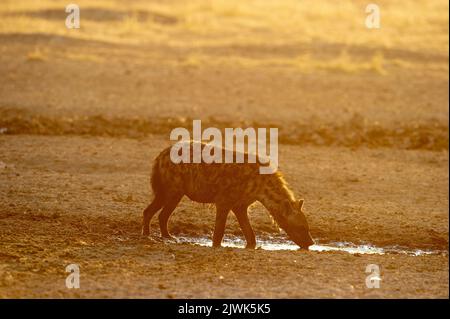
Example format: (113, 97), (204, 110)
(0, 135), (448, 298)
(0, 0), (448, 298)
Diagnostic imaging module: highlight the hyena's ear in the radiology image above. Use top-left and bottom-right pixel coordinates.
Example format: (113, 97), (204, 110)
(296, 199), (304, 212)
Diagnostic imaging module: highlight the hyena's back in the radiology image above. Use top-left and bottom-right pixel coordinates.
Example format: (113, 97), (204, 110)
(151, 142), (264, 205)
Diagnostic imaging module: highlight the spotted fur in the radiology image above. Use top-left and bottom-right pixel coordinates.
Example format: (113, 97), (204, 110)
(142, 141), (314, 249)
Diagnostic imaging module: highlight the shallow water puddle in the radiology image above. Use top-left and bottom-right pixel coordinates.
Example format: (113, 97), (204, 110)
(176, 236), (442, 256)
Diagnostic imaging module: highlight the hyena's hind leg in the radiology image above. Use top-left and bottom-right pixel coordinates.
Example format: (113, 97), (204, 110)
(158, 193), (183, 239)
(232, 205), (256, 249)
(142, 195), (164, 236)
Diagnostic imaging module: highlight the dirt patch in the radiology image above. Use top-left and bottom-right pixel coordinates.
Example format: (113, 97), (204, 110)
(0, 108), (448, 151)
(0, 135), (448, 297)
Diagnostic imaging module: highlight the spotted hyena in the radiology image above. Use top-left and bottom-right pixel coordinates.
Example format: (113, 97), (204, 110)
(142, 141), (314, 249)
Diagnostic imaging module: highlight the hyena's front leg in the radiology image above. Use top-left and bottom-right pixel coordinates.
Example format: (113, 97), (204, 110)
(212, 205), (230, 248)
(232, 205), (256, 249)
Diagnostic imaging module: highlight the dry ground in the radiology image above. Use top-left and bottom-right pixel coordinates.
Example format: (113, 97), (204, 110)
(0, 0), (448, 298)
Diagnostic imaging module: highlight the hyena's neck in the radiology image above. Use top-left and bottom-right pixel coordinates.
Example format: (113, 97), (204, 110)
(257, 173), (296, 226)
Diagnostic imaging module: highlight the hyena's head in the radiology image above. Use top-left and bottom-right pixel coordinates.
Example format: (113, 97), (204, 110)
(281, 199), (315, 250)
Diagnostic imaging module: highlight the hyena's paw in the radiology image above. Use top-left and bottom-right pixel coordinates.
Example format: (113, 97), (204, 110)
(161, 234), (177, 242)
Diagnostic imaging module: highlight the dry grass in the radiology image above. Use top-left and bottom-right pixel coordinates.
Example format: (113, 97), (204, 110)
(179, 50), (388, 74)
(0, 0), (448, 74)
(26, 47), (46, 61)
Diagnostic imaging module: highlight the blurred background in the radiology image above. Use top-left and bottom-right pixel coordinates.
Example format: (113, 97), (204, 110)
(0, 0), (448, 149)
